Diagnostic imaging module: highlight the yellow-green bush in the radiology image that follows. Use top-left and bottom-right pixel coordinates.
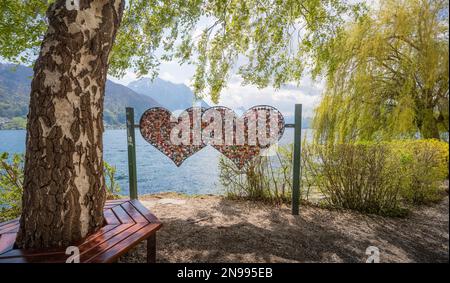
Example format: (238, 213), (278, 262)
(219, 139), (448, 214)
(302, 139), (449, 215)
(302, 142), (407, 216)
(390, 140), (449, 204)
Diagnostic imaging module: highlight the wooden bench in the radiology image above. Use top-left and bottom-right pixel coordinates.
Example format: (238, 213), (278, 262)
(0, 199), (162, 263)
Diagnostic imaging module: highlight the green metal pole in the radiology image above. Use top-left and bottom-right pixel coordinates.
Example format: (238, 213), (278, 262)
(126, 107), (138, 200)
(292, 104), (302, 215)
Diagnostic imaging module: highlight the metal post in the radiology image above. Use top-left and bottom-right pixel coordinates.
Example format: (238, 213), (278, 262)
(291, 104), (302, 215)
(126, 107), (138, 200)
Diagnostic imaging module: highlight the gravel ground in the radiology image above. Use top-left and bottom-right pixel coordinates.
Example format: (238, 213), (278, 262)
(119, 193), (449, 263)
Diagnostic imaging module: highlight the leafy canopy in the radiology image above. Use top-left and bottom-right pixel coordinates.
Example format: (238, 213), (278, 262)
(0, 0), (363, 103)
(313, 0), (449, 143)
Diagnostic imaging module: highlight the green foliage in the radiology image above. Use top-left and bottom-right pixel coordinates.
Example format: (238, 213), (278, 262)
(219, 139), (448, 216)
(113, 0), (364, 102)
(0, 152), (23, 221)
(302, 139), (449, 216)
(303, 142), (409, 216)
(219, 144), (321, 204)
(390, 139), (449, 204)
(0, 0), (50, 64)
(104, 161), (122, 200)
(313, 0), (449, 142)
(0, 0), (364, 103)
(0, 153), (122, 220)
(219, 146), (294, 204)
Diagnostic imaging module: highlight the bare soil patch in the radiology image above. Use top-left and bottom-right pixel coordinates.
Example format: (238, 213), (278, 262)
(119, 193), (449, 263)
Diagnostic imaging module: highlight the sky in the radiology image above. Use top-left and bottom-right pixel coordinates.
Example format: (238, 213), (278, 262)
(108, 60), (324, 119)
(108, 12), (326, 120)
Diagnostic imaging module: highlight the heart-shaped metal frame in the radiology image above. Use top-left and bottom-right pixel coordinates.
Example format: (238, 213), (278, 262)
(203, 105), (285, 168)
(139, 105), (285, 168)
(139, 107), (207, 166)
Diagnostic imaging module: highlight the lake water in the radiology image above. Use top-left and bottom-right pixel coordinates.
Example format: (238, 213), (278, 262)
(0, 128), (308, 196)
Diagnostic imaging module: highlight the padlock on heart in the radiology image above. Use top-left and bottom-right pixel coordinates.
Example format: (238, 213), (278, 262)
(139, 105), (285, 168)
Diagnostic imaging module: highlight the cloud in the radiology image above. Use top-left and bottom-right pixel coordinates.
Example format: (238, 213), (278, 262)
(205, 75), (323, 119)
(108, 61), (196, 85)
(108, 70), (138, 85)
(159, 71), (176, 82)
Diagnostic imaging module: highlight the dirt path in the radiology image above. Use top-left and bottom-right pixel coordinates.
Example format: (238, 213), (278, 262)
(119, 193), (449, 263)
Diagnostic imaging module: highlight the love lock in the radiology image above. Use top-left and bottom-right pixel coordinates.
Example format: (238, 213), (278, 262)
(139, 106), (285, 168)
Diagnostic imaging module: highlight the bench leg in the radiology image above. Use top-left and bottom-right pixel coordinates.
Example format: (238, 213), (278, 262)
(147, 233), (156, 263)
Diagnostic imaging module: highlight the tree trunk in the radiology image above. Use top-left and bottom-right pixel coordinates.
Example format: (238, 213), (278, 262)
(15, 0), (124, 249)
(420, 107), (440, 139)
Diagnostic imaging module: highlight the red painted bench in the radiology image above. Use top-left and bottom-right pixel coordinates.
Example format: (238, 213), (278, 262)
(0, 199), (162, 263)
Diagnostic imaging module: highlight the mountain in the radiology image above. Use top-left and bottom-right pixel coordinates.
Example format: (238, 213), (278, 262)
(0, 63), (163, 129)
(103, 80), (161, 127)
(0, 64), (33, 119)
(128, 77), (209, 111)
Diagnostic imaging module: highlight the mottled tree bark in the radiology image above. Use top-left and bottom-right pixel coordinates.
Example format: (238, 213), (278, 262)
(16, 0), (124, 248)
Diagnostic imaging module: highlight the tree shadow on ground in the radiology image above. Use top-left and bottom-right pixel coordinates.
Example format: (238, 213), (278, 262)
(367, 201), (449, 262)
(120, 197), (449, 263)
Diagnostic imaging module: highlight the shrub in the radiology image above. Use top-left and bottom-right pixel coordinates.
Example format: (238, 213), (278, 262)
(219, 139), (448, 216)
(219, 143), (324, 204)
(303, 142), (407, 216)
(0, 152), (23, 221)
(302, 140), (449, 215)
(390, 140), (449, 204)
(0, 152), (121, 221)
(219, 145), (294, 204)
(104, 161), (122, 200)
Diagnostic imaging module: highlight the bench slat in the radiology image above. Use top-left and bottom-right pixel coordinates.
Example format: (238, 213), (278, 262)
(120, 202), (149, 223)
(130, 199), (161, 224)
(0, 224), (119, 259)
(0, 223), (19, 234)
(89, 223), (161, 263)
(0, 224), (140, 263)
(104, 209), (120, 225)
(82, 223), (146, 262)
(0, 221), (19, 234)
(112, 205), (134, 224)
(77, 224), (134, 260)
(0, 218), (19, 229)
(0, 233), (16, 255)
(105, 199), (129, 205)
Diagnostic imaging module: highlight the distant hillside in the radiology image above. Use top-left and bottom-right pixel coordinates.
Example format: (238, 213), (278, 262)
(104, 80), (161, 127)
(128, 77), (209, 111)
(0, 64), (164, 129)
(0, 64), (32, 120)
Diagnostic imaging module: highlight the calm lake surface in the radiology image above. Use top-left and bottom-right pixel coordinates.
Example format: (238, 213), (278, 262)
(0, 128), (308, 196)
